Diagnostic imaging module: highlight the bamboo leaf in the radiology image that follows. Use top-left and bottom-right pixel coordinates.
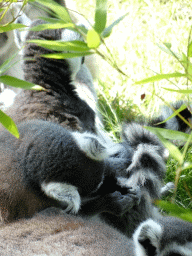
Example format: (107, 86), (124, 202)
(28, 39), (90, 52)
(87, 29), (100, 48)
(0, 110), (19, 138)
(156, 104), (187, 125)
(188, 41), (192, 57)
(36, 0), (72, 22)
(102, 13), (128, 38)
(0, 76), (43, 90)
(42, 51), (93, 59)
(94, 0), (107, 33)
(135, 73), (186, 85)
(0, 23), (26, 33)
(162, 88), (192, 94)
(29, 22), (74, 31)
(156, 43), (181, 59)
(145, 126), (190, 142)
(0, 48), (22, 75)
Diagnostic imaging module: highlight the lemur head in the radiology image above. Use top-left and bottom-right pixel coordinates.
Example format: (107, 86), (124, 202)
(133, 217), (192, 256)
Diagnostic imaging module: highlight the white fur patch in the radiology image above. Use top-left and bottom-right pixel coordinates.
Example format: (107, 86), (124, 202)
(72, 131), (109, 161)
(133, 219), (162, 256)
(41, 182), (81, 214)
(74, 76), (97, 112)
(61, 29), (83, 79)
(0, 87), (16, 110)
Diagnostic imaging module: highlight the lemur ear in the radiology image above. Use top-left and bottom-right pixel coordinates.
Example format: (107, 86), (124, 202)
(14, 10), (32, 49)
(133, 219), (162, 256)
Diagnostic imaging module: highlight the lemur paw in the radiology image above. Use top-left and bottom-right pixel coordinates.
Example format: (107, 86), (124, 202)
(108, 187), (141, 216)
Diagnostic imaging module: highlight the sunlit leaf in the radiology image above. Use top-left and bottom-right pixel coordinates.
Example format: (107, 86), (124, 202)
(0, 75), (43, 90)
(162, 88), (192, 94)
(0, 110), (19, 138)
(36, 0), (72, 22)
(164, 42), (172, 49)
(28, 39), (90, 52)
(180, 52), (192, 76)
(29, 22), (74, 31)
(155, 104), (187, 126)
(0, 48), (22, 75)
(188, 41), (192, 57)
(42, 51), (93, 59)
(0, 23), (26, 33)
(94, 0), (107, 33)
(135, 73), (186, 85)
(145, 126), (190, 142)
(157, 43), (181, 59)
(87, 29), (100, 48)
(102, 13), (128, 38)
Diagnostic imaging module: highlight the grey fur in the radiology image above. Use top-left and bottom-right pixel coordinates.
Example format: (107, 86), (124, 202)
(0, 207), (191, 256)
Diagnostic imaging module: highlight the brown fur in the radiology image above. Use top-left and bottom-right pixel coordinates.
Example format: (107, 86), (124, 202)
(0, 208), (135, 256)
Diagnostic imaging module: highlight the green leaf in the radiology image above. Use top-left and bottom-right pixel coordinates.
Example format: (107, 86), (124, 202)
(28, 39), (90, 52)
(157, 43), (181, 59)
(0, 76), (43, 90)
(87, 29), (100, 48)
(36, 0), (72, 22)
(102, 13), (128, 38)
(188, 41), (192, 57)
(94, 0), (107, 33)
(0, 48), (22, 75)
(164, 42), (172, 49)
(155, 104), (187, 126)
(29, 22), (74, 31)
(156, 200), (192, 223)
(41, 51), (93, 59)
(38, 17), (60, 23)
(0, 23), (27, 33)
(135, 73), (186, 85)
(0, 110), (19, 138)
(162, 88), (192, 94)
(145, 126), (190, 142)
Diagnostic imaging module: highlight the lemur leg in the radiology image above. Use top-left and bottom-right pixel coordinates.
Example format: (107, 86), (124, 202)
(41, 182), (81, 214)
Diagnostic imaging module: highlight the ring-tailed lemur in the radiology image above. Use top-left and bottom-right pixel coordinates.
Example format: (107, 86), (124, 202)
(0, 207), (191, 256)
(0, 119), (140, 222)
